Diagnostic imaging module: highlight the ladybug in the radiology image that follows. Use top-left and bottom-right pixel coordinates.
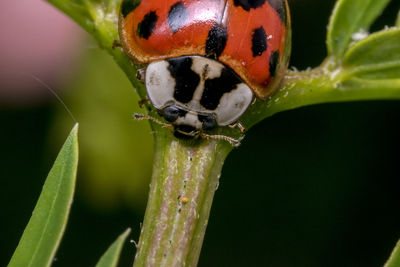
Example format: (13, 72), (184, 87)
(119, 0), (291, 146)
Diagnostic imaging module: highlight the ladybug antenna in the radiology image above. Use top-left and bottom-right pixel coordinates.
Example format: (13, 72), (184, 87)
(134, 113), (174, 131)
(134, 114), (242, 147)
(200, 132), (241, 147)
(26, 73), (77, 124)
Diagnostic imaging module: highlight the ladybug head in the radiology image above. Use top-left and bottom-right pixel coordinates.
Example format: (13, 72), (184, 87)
(144, 56), (254, 130)
(161, 105), (217, 139)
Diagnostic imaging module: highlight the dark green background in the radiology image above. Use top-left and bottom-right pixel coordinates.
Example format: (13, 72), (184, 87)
(1, 0), (400, 266)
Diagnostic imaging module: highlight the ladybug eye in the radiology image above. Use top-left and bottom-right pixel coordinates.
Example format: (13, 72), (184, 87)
(163, 106), (180, 122)
(199, 115), (217, 130)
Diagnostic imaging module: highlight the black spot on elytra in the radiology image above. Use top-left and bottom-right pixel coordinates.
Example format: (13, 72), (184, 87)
(268, 0), (286, 23)
(234, 0), (266, 11)
(168, 2), (188, 33)
(269, 50), (280, 76)
(200, 68), (242, 110)
(121, 0), (142, 18)
(166, 57), (200, 104)
(137, 11), (158, 39)
(174, 125), (197, 139)
(205, 24), (228, 59)
(252, 26), (268, 57)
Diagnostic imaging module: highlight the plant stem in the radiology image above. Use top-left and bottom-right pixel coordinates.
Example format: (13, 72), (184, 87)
(133, 127), (232, 267)
(243, 67), (400, 128)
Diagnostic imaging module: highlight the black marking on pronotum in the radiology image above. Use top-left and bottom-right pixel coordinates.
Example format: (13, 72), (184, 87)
(121, 0), (142, 18)
(200, 68), (242, 110)
(168, 2), (188, 33)
(201, 64), (210, 81)
(269, 50), (279, 77)
(233, 0), (266, 11)
(268, 0), (286, 23)
(166, 57), (200, 103)
(174, 125), (197, 139)
(252, 26), (268, 57)
(205, 24), (228, 59)
(137, 11), (158, 39)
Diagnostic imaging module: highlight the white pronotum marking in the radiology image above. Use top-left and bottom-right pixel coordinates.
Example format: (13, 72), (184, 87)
(145, 56), (253, 128)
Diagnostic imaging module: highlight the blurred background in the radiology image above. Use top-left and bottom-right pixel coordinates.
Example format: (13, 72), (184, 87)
(1, 0), (399, 266)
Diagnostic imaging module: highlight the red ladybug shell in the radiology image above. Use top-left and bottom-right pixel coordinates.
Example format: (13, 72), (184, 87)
(119, 0), (290, 99)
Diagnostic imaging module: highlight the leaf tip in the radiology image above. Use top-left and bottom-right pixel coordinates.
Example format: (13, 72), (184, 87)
(68, 123), (79, 149)
(71, 123), (79, 135)
(122, 228), (131, 237)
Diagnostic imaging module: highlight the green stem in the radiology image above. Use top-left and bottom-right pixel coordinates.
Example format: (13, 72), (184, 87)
(133, 127), (232, 267)
(243, 67), (400, 128)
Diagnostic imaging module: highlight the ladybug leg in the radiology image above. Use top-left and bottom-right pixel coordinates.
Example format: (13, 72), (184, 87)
(138, 98), (150, 108)
(134, 113), (174, 131)
(136, 68), (146, 83)
(229, 122), (245, 133)
(200, 132), (241, 147)
(112, 40), (122, 49)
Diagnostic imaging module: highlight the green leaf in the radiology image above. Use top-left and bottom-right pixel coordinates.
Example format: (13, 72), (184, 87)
(396, 10), (400, 27)
(95, 229), (131, 267)
(327, 0), (391, 62)
(342, 28), (400, 79)
(8, 124), (79, 267)
(385, 240), (400, 267)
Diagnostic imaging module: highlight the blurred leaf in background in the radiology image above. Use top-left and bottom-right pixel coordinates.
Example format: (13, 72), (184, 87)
(53, 41), (153, 212)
